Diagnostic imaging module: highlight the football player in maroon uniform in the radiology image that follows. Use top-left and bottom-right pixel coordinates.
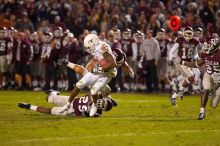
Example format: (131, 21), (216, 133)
(40, 31), (56, 90)
(18, 91), (113, 117)
(194, 27), (204, 43)
(134, 30), (146, 91)
(169, 26), (202, 105)
(51, 27), (67, 90)
(0, 27), (13, 89)
(156, 28), (172, 92)
(174, 35), (220, 120)
(107, 30), (134, 92)
(12, 30), (33, 90)
(29, 32), (42, 91)
(120, 29), (137, 91)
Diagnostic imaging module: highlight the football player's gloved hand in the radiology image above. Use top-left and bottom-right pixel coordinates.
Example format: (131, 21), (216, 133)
(128, 69), (135, 78)
(57, 58), (69, 66)
(58, 101), (71, 113)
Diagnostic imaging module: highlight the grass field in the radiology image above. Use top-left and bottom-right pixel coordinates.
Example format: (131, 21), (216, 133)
(0, 91), (220, 146)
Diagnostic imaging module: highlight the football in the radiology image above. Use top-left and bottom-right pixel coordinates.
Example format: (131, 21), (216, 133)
(98, 59), (108, 67)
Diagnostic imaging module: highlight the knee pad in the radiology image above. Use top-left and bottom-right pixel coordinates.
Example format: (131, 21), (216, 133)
(76, 80), (86, 89)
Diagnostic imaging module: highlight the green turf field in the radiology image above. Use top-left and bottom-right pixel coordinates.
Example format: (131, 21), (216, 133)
(0, 91), (220, 146)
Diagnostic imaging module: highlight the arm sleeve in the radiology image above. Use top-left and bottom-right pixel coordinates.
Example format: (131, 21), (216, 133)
(168, 43), (179, 61)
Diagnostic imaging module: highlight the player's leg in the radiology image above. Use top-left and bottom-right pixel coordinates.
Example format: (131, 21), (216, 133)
(210, 84), (220, 108)
(18, 102), (74, 116)
(191, 68), (201, 94)
(90, 76), (112, 116)
(46, 91), (69, 106)
(101, 85), (117, 106)
(199, 72), (213, 120)
(68, 72), (100, 103)
(174, 64), (194, 100)
(18, 102), (51, 114)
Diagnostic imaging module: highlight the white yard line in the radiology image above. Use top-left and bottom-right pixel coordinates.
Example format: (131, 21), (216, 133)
(116, 99), (168, 103)
(11, 129), (220, 143)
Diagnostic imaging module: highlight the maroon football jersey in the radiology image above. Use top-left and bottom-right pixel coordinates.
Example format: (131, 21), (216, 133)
(112, 47), (126, 67)
(72, 94), (93, 117)
(31, 40), (42, 61)
(0, 38), (11, 56)
(176, 37), (200, 61)
(120, 38), (135, 58)
(200, 49), (220, 75)
(157, 39), (171, 58)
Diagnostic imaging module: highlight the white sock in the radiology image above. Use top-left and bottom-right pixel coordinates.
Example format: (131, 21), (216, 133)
(30, 105), (38, 111)
(200, 107), (205, 113)
(172, 92), (179, 99)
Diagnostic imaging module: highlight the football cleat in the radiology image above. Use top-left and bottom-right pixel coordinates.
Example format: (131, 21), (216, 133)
(198, 112), (205, 120)
(18, 102), (31, 109)
(89, 103), (97, 117)
(169, 96), (177, 106)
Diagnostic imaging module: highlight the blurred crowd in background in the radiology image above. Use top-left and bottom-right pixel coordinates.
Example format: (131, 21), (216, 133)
(0, 0), (220, 92)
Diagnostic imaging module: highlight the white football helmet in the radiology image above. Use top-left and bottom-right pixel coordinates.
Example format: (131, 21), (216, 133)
(183, 26), (194, 41)
(84, 33), (99, 53)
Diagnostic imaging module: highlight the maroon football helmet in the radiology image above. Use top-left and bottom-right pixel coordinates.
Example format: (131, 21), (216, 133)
(54, 27), (63, 38)
(30, 32), (38, 41)
(0, 27), (7, 38)
(113, 29), (121, 40)
(122, 28), (131, 39)
(183, 26), (193, 41)
(134, 30), (144, 42)
(202, 35), (219, 54)
(42, 31), (53, 43)
(195, 27), (203, 39)
(157, 28), (165, 40)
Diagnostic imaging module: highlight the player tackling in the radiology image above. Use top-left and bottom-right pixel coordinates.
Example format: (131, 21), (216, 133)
(58, 34), (117, 116)
(18, 90), (113, 117)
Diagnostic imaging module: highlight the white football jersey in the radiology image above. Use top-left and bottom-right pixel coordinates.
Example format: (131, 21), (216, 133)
(92, 41), (115, 61)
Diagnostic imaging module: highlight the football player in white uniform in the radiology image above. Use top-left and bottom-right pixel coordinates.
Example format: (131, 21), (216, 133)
(58, 34), (117, 116)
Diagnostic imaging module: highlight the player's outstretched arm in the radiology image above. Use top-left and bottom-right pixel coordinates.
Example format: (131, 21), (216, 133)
(121, 61), (134, 78)
(182, 59), (205, 68)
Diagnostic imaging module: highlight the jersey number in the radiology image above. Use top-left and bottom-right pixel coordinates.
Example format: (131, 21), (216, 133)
(78, 96), (89, 112)
(0, 42), (6, 51)
(182, 48), (193, 59)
